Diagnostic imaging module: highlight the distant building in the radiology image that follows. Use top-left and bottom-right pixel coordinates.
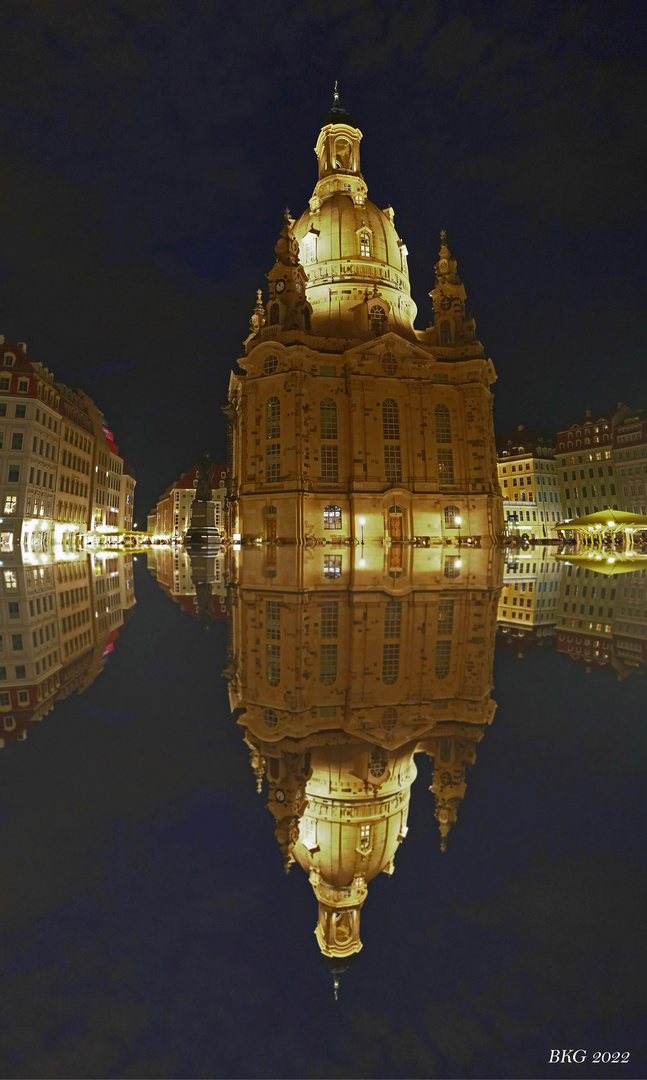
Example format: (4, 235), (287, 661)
(496, 426), (563, 539)
(554, 405), (634, 519)
(150, 462), (227, 541)
(497, 548), (563, 631)
(613, 409), (647, 515)
(0, 337), (135, 552)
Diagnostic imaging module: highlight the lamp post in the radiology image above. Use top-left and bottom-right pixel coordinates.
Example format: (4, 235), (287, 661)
(455, 514), (462, 545)
(359, 517), (365, 546)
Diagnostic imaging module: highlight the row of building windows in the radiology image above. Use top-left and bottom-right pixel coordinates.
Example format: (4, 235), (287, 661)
(264, 398), (452, 444)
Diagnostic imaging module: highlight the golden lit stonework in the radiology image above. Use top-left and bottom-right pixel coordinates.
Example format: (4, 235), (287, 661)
(226, 89), (503, 547)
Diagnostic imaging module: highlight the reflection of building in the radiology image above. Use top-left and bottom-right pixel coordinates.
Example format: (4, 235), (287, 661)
(226, 92), (502, 546)
(149, 462), (227, 541)
(497, 427), (563, 539)
(497, 548), (563, 630)
(147, 547), (227, 623)
(226, 542), (502, 981)
(0, 337), (135, 551)
(0, 552), (135, 747)
(553, 553), (647, 678)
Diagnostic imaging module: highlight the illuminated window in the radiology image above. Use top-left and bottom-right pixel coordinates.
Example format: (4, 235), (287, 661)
(303, 233), (317, 263)
(359, 823), (372, 850)
(320, 643), (338, 685)
(382, 642), (400, 684)
(320, 398), (337, 439)
(444, 556), (460, 579)
(444, 505), (460, 528)
(360, 231), (371, 257)
(3, 496), (17, 514)
(323, 505), (341, 530)
(438, 448), (454, 483)
(323, 554), (342, 578)
(435, 404), (451, 443)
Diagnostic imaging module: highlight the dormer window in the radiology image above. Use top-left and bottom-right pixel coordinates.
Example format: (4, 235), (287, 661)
(4, 354), (15, 367)
(360, 231), (371, 257)
(369, 305), (387, 335)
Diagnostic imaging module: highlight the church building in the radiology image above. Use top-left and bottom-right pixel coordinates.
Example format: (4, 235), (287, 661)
(226, 88), (503, 545)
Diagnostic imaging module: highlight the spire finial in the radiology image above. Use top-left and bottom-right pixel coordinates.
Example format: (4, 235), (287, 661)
(333, 976), (340, 1001)
(440, 228), (447, 244)
(333, 80), (339, 103)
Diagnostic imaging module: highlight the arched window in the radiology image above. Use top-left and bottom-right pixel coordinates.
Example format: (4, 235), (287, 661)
(320, 398), (337, 439)
(435, 404), (451, 443)
(266, 397), (280, 440)
(269, 303), (279, 325)
(383, 399), (399, 440)
(368, 748), (388, 779)
(266, 645), (280, 686)
(323, 505), (341, 530)
(440, 320), (451, 344)
(381, 707), (398, 731)
(370, 305), (387, 335)
(263, 708), (279, 728)
(382, 350), (397, 375)
(444, 505), (460, 528)
(444, 556), (460, 579)
(360, 231), (371, 257)
(303, 233), (317, 263)
(334, 139), (351, 169)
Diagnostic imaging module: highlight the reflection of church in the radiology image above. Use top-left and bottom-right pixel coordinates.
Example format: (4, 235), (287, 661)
(226, 89), (502, 546)
(225, 544), (503, 986)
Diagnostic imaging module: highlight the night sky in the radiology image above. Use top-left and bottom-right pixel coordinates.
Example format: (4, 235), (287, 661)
(1, 1), (645, 517)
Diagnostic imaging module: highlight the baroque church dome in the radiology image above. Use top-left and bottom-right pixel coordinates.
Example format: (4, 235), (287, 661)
(292, 87), (418, 342)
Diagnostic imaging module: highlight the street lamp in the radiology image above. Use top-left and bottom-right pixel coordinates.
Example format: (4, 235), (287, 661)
(455, 515), (462, 545)
(359, 517), (365, 546)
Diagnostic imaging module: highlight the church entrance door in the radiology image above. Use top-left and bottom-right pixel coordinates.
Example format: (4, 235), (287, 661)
(388, 505), (403, 540)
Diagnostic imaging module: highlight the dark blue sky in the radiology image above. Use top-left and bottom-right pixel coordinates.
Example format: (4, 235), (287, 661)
(0, 0), (645, 514)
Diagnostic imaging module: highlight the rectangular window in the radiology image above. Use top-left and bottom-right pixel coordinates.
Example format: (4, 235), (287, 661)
(3, 495), (17, 513)
(15, 405), (26, 418)
(15, 665), (26, 679)
(11, 634), (22, 651)
(384, 444), (401, 483)
(266, 643), (280, 686)
(323, 554), (342, 579)
(434, 639), (452, 677)
(266, 443), (281, 482)
(0, 377), (9, 391)
(320, 643), (338, 685)
(323, 505), (341, 530)
(381, 642), (400, 684)
(7, 466), (19, 483)
(438, 448), (454, 483)
(320, 444), (339, 482)
(384, 599), (402, 639)
(265, 600), (281, 640)
(438, 599), (454, 635)
(320, 601), (339, 639)
(10, 433), (23, 450)
(18, 380), (28, 392)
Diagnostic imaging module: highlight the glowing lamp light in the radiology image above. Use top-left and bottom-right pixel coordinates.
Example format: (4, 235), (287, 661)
(233, 533), (242, 543)
(455, 559), (462, 568)
(358, 517), (366, 526)
(455, 516), (462, 526)
(359, 557), (366, 567)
